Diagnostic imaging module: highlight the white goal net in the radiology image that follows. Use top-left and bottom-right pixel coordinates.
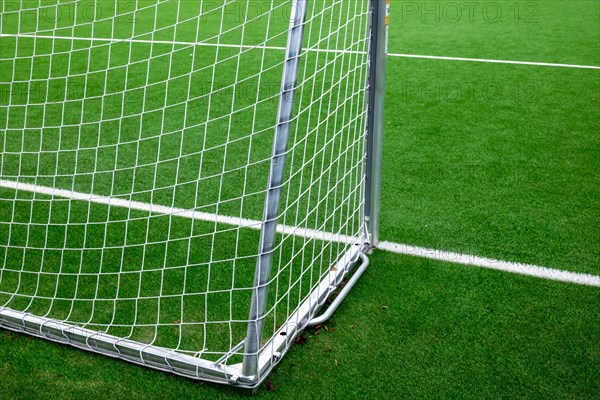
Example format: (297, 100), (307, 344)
(0, 0), (383, 387)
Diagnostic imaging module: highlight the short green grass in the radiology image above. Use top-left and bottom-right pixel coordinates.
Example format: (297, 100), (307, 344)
(1, 0), (599, 397)
(391, 0), (600, 66)
(382, 59), (600, 275)
(1, 252), (598, 399)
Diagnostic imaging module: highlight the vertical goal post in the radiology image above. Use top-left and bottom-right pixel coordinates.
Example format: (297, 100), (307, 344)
(365, 0), (388, 249)
(0, 0), (388, 389)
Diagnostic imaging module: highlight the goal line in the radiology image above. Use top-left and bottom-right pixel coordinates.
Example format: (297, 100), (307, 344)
(3, 179), (597, 288)
(0, 178), (357, 246)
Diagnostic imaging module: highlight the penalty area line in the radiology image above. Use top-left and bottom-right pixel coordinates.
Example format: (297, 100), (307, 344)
(1, 179), (598, 287)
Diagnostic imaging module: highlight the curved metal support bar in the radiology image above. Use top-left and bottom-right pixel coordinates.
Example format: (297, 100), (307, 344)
(307, 253), (370, 326)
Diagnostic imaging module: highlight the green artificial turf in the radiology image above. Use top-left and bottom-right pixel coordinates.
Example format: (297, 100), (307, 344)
(390, 0), (600, 66)
(1, 0), (599, 397)
(381, 58), (600, 275)
(1, 251), (598, 399)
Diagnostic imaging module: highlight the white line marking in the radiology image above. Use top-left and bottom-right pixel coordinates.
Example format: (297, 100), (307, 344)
(377, 242), (600, 287)
(387, 53), (600, 70)
(0, 179), (354, 245)
(2, 33), (599, 70)
(1, 179), (598, 287)
(0, 33), (362, 56)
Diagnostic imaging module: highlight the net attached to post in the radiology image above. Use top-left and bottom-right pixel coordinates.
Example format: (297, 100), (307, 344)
(0, 0), (372, 387)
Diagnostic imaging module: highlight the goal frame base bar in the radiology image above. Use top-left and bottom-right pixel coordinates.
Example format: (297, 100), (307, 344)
(0, 244), (368, 388)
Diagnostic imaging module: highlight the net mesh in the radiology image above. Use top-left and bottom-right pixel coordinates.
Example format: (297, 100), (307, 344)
(0, 0), (371, 376)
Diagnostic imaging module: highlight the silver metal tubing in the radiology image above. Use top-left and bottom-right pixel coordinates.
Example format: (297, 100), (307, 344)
(0, 307), (245, 385)
(307, 253), (370, 326)
(251, 246), (363, 385)
(364, 0), (388, 248)
(241, 0), (309, 379)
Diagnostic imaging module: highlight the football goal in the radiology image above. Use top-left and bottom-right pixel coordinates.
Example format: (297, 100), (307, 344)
(0, 0), (387, 388)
